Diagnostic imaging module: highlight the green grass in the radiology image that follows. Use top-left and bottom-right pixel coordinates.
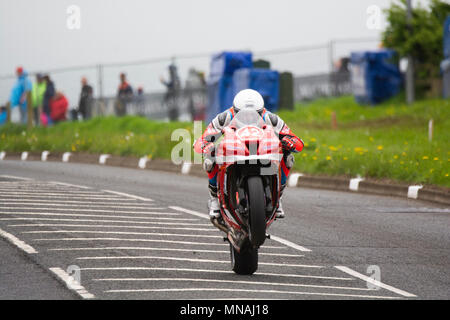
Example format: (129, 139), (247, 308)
(1, 95), (449, 187)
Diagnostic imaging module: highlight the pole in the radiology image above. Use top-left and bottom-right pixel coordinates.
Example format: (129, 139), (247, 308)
(406, 0), (414, 105)
(97, 64), (104, 100)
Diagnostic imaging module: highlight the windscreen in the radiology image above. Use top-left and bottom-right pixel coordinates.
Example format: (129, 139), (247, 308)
(232, 109), (265, 129)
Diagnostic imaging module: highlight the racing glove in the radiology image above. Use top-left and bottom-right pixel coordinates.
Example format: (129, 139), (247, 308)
(281, 136), (303, 153)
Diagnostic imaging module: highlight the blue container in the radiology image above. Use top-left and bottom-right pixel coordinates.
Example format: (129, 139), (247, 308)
(441, 58), (450, 98)
(350, 50), (402, 105)
(207, 52), (253, 122)
(232, 68), (280, 112)
(444, 15), (450, 59)
(0, 111), (6, 125)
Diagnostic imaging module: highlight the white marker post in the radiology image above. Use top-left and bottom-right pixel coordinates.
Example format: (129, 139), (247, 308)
(21, 152), (28, 161)
(41, 151), (50, 162)
(99, 154), (110, 165)
(62, 152), (72, 162)
(407, 185), (423, 199)
(0, 151), (5, 160)
(428, 119), (433, 142)
(349, 176), (364, 191)
(288, 173), (303, 187)
(181, 162), (192, 175)
(138, 157), (149, 169)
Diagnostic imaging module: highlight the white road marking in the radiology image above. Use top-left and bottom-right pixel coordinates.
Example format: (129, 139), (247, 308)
(103, 189), (153, 202)
(0, 212), (188, 220)
(44, 181), (91, 189)
(75, 255), (323, 268)
(80, 267), (353, 281)
(103, 287), (399, 299)
(0, 228), (37, 254)
(1, 217), (200, 224)
(49, 267), (95, 299)
(0, 174), (33, 181)
(1, 207), (180, 216)
(34, 237), (232, 246)
(169, 206), (210, 220)
(93, 277), (371, 291)
(0, 199), (148, 205)
(22, 230), (221, 238)
(1, 202), (163, 209)
(169, 206), (312, 252)
(47, 247), (298, 257)
(50, 247), (229, 253)
(334, 266), (417, 298)
(0, 195), (125, 200)
(11, 223), (215, 232)
(269, 235), (312, 252)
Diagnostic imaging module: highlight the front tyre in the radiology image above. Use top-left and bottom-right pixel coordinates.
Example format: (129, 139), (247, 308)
(230, 243), (258, 275)
(247, 176), (267, 248)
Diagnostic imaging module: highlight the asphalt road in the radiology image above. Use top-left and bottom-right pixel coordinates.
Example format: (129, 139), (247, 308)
(0, 160), (449, 300)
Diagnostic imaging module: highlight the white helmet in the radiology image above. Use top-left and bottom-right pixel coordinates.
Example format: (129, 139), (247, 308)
(233, 89), (264, 113)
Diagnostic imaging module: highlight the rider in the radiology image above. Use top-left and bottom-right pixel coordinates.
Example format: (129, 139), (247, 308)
(194, 89), (304, 220)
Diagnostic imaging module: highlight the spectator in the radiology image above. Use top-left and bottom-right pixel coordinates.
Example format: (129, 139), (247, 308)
(42, 75), (55, 126)
(135, 86), (145, 116)
(115, 72), (133, 116)
(78, 77), (93, 120)
(50, 91), (68, 124)
(31, 73), (47, 126)
(160, 63), (181, 121)
(9, 66), (32, 124)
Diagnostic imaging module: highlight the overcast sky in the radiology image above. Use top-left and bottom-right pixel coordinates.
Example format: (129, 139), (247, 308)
(0, 0), (431, 105)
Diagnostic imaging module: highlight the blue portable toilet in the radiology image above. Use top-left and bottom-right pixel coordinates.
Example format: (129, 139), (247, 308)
(350, 50), (402, 105)
(0, 110), (6, 125)
(206, 52), (253, 122)
(444, 15), (450, 59)
(232, 68), (280, 112)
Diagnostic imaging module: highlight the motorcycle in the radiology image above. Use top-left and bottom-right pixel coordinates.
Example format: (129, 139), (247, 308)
(204, 109), (284, 275)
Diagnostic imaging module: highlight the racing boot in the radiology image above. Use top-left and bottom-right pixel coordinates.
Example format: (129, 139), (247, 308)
(207, 183), (221, 219)
(275, 183), (287, 219)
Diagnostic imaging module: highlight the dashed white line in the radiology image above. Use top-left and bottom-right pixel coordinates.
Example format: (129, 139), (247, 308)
(0, 228), (38, 254)
(1, 207), (180, 216)
(49, 267), (95, 299)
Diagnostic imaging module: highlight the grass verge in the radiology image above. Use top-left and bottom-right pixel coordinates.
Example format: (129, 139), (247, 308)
(0, 96), (449, 187)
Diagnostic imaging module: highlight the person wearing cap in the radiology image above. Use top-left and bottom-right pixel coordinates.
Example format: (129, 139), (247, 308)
(31, 73), (47, 125)
(9, 66), (32, 124)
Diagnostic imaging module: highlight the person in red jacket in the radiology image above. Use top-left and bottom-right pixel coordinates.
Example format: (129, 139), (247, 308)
(194, 89), (304, 219)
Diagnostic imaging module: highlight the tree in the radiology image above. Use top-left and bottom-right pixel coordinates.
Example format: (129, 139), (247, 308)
(382, 0), (450, 98)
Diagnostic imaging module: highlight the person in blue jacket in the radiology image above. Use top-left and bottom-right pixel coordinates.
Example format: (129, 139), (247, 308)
(9, 66), (32, 124)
